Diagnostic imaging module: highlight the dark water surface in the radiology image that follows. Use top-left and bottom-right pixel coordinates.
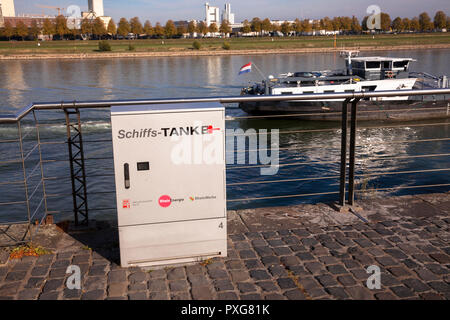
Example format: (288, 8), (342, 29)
(0, 49), (449, 222)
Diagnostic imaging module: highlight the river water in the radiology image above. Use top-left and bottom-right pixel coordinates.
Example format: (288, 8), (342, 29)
(0, 49), (449, 222)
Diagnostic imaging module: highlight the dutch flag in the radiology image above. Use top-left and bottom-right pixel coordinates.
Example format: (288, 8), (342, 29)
(238, 62), (252, 75)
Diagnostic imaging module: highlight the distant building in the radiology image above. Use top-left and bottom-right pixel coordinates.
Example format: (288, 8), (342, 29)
(205, 2), (220, 27)
(0, 4), (4, 28)
(221, 3), (234, 24)
(0, 0), (15, 17)
(88, 0), (104, 18)
(270, 20), (295, 27)
(82, 0), (110, 29)
(3, 16), (55, 28)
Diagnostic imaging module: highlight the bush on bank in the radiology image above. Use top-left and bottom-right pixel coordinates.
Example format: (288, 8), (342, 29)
(192, 40), (201, 50)
(98, 40), (112, 51)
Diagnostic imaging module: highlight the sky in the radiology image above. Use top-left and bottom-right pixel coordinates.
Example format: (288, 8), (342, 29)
(13, 0), (450, 23)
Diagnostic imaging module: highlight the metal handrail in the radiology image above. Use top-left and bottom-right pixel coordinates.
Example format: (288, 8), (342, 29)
(0, 88), (449, 245)
(1, 88), (450, 124)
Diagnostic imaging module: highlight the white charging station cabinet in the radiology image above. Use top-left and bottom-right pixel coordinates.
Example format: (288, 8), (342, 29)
(111, 103), (227, 268)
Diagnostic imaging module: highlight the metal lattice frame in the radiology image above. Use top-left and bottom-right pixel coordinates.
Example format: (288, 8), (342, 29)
(64, 108), (89, 226)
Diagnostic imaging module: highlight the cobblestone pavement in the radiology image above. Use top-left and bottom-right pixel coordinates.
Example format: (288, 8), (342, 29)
(0, 193), (449, 300)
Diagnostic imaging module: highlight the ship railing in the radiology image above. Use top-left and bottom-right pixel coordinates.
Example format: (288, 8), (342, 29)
(410, 71), (441, 81)
(0, 88), (449, 246)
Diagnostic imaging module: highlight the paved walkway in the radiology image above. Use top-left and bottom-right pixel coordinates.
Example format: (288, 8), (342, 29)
(0, 193), (449, 300)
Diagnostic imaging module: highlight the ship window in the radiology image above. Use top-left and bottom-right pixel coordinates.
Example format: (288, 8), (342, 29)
(303, 91), (314, 94)
(345, 89), (355, 93)
(393, 61), (409, 68)
(281, 92), (293, 95)
(362, 86), (377, 92)
(366, 61), (381, 69)
(324, 90), (335, 93)
(383, 61), (390, 69)
(352, 61), (364, 69)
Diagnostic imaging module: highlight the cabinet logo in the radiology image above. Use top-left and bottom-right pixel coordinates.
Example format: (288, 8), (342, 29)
(158, 195), (172, 208)
(189, 195), (217, 201)
(158, 195), (185, 207)
(122, 199), (130, 209)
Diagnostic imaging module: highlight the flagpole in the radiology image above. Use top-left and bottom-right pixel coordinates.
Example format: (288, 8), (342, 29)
(251, 62), (267, 80)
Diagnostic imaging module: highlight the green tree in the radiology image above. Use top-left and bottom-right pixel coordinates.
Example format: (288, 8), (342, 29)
(419, 12), (433, 31)
(293, 18), (303, 34)
(402, 18), (411, 31)
(2, 21), (14, 40)
(69, 28), (79, 40)
(165, 20), (176, 38)
(312, 20), (321, 31)
(208, 22), (218, 34)
(177, 24), (187, 36)
(332, 17), (342, 30)
(321, 17), (333, 31)
(361, 16), (369, 31)
(340, 17), (352, 32)
(302, 19), (312, 33)
(30, 20), (41, 40)
(350, 16), (361, 33)
(261, 18), (272, 34)
(117, 18), (130, 37)
(241, 20), (251, 33)
(81, 18), (93, 36)
(271, 23), (280, 32)
(280, 21), (292, 35)
(187, 21), (197, 35)
(410, 17), (420, 32)
(15, 21), (28, 40)
(92, 17), (107, 38)
(197, 21), (208, 36)
(434, 11), (447, 29)
(154, 22), (164, 38)
(380, 13), (391, 31)
(42, 18), (55, 37)
(55, 15), (68, 38)
(251, 17), (262, 35)
(107, 19), (117, 36)
(392, 17), (404, 32)
(130, 17), (143, 35)
(219, 20), (231, 35)
(447, 17), (450, 29)
(144, 20), (153, 37)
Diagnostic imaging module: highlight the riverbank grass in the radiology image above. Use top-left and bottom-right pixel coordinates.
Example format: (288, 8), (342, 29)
(0, 33), (448, 56)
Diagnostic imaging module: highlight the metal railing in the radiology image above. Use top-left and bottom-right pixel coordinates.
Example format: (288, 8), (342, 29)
(0, 88), (449, 246)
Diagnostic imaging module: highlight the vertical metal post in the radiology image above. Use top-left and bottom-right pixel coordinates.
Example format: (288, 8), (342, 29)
(32, 110), (49, 223)
(64, 108), (89, 226)
(65, 111), (78, 226)
(348, 98), (360, 206)
(17, 121), (32, 243)
(339, 98), (351, 206)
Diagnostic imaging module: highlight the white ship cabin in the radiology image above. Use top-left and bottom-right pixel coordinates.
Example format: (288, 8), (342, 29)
(348, 57), (416, 80)
(267, 56), (417, 101)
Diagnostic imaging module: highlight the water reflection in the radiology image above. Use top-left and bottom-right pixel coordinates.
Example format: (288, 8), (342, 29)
(0, 61), (28, 108)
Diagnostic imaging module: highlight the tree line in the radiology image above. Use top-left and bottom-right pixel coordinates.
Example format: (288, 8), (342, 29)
(0, 10), (448, 40)
(0, 15), (233, 40)
(244, 11), (449, 35)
